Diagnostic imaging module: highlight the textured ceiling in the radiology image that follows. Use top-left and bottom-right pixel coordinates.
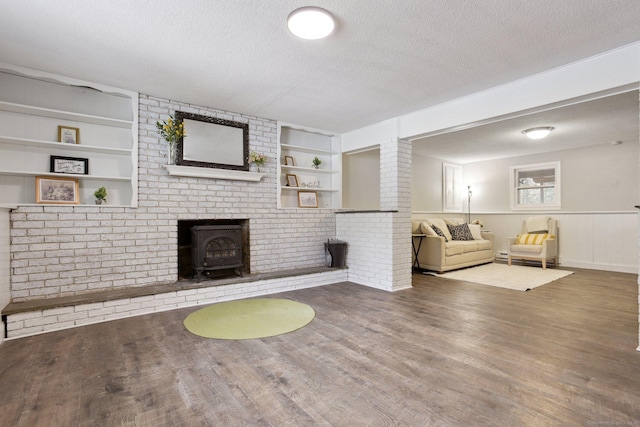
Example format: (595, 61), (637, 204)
(412, 90), (640, 164)
(1, 0), (640, 135)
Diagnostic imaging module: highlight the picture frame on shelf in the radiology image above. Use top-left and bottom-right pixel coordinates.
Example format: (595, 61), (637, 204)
(286, 174), (299, 187)
(58, 126), (80, 144)
(284, 155), (295, 166)
(36, 176), (80, 204)
(297, 190), (318, 208)
(50, 155), (89, 175)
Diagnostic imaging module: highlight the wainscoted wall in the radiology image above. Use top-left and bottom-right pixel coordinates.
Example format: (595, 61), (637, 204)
(412, 211), (638, 273)
(8, 95), (339, 302)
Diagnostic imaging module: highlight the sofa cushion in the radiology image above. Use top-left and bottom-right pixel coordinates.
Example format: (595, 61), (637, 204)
(445, 240), (485, 256)
(467, 223), (483, 240)
(430, 225), (449, 241)
(419, 222), (438, 237)
(516, 233), (554, 245)
(445, 218), (465, 226)
(510, 244), (543, 254)
(447, 223), (474, 241)
(445, 242), (465, 256)
(427, 219), (453, 241)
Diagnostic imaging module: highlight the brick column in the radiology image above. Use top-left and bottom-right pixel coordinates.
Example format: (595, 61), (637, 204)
(338, 137), (412, 291)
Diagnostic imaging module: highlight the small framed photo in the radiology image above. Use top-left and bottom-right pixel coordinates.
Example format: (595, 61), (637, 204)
(50, 156), (89, 175)
(58, 126), (80, 144)
(286, 174), (299, 187)
(36, 176), (80, 204)
(298, 190), (318, 208)
(284, 156), (295, 166)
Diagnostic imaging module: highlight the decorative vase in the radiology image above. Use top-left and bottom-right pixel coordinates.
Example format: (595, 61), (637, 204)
(95, 199), (103, 205)
(167, 143), (176, 165)
(313, 164), (319, 169)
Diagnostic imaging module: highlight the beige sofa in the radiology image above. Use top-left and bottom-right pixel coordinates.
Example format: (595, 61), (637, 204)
(412, 218), (494, 273)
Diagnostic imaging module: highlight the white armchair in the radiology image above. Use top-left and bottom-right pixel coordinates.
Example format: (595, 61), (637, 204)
(507, 217), (558, 269)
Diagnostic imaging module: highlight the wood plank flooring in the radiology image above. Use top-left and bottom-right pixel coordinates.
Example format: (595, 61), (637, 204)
(0, 268), (639, 426)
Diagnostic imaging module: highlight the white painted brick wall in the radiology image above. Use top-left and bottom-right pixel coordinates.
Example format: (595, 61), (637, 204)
(336, 138), (412, 292)
(4, 269), (348, 339)
(9, 95), (338, 302)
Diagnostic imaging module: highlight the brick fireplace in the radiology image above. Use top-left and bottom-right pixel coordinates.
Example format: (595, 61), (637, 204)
(6, 94), (337, 303)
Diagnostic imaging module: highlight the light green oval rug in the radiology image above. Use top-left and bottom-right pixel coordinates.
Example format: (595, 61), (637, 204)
(183, 298), (315, 340)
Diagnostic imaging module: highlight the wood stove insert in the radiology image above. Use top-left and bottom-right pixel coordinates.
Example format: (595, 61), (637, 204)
(191, 225), (243, 282)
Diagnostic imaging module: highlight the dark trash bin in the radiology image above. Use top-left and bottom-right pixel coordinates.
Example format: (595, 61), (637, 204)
(325, 239), (347, 268)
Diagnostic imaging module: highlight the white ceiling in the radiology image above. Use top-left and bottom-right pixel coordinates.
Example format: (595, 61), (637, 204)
(2, 0), (640, 136)
(412, 89), (640, 164)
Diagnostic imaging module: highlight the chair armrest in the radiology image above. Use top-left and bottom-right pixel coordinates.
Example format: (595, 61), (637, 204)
(541, 237), (558, 257)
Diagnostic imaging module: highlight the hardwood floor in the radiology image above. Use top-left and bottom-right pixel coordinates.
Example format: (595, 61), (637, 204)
(1, 268), (639, 426)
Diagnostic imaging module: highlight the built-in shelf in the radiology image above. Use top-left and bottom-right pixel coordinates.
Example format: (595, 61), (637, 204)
(0, 135), (132, 155)
(0, 65), (139, 207)
(0, 170), (130, 181)
(280, 144), (337, 155)
(281, 186), (338, 192)
(277, 123), (342, 209)
(281, 165), (337, 174)
(0, 100), (133, 128)
(164, 164), (263, 182)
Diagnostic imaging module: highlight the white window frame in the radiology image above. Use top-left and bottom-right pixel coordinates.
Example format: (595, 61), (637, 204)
(442, 163), (462, 212)
(510, 161), (561, 210)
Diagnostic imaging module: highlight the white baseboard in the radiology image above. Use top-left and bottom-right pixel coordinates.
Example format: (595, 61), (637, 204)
(560, 259), (638, 274)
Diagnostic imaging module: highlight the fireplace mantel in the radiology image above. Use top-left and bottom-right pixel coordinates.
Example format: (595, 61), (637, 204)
(164, 165), (263, 182)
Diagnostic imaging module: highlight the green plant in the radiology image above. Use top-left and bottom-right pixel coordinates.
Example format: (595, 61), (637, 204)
(156, 114), (186, 146)
(94, 186), (107, 201)
(312, 156), (322, 167)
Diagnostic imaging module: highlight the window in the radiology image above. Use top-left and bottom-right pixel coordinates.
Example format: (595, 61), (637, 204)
(510, 161), (561, 210)
(443, 163), (462, 212)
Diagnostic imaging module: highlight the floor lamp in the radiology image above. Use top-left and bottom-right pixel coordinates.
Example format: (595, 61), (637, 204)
(467, 185), (472, 224)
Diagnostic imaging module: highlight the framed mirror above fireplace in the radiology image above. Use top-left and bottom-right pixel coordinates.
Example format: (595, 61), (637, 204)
(175, 111), (249, 171)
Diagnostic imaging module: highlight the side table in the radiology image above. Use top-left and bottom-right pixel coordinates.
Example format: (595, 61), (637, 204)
(412, 234), (426, 271)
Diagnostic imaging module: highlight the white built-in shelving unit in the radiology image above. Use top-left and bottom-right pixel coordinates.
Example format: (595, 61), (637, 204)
(277, 123), (341, 209)
(0, 63), (138, 207)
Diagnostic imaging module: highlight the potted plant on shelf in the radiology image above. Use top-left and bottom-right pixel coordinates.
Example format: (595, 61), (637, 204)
(156, 114), (186, 165)
(94, 186), (107, 205)
(249, 151), (266, 172)
(312, 156), (322, 169)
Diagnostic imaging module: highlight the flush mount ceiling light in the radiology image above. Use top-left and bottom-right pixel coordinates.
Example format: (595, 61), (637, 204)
(522, 127), (554, 140)
(287, 7), (335, 40)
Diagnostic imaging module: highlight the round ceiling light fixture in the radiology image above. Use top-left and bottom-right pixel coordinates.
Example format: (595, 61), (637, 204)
(522, 127), (554, 140)
(287, 7), (335, 40)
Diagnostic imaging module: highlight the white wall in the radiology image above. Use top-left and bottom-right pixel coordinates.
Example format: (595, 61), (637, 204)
(342, 148), (381, 210)
(412, 153), (449, 212)
(462, 142), (639, 213)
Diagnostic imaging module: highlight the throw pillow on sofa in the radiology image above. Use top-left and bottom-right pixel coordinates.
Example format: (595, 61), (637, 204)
(467, 223), (483, 240)
(430, 225), (449, 241)
(447, 223), (474, 241)
(427, 219), (453, 241)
